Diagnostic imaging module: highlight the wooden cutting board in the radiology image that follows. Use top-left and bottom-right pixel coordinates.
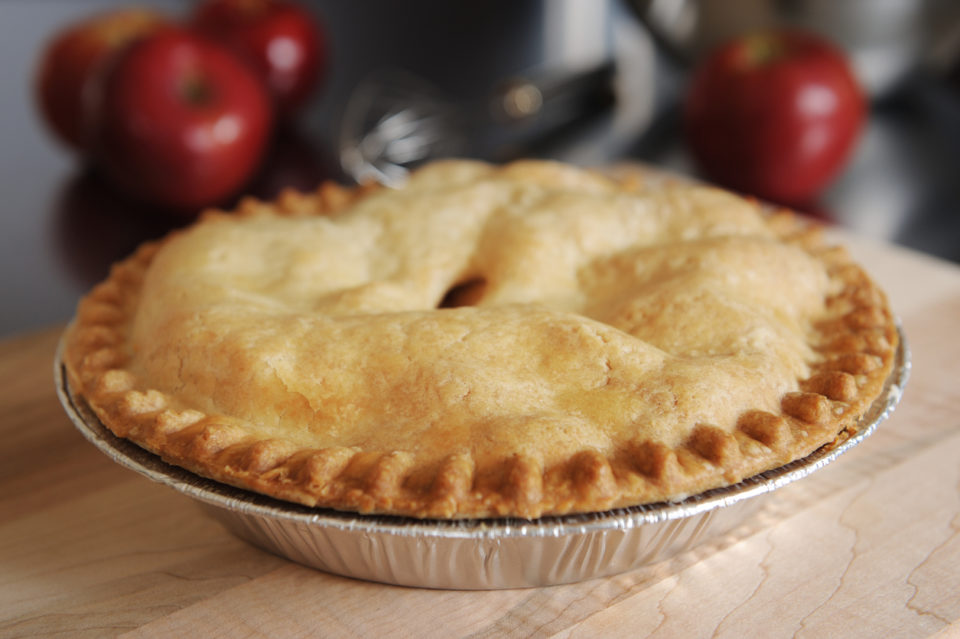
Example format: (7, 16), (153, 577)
(2, 231), (959, 638)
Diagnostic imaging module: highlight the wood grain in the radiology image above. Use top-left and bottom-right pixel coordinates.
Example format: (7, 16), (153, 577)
(1, 234), (959, 638)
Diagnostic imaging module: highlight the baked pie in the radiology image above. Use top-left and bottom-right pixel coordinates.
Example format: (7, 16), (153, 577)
(62, 160), (898, 519)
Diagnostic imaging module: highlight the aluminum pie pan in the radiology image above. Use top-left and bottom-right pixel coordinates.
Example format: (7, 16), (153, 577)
(55, 326), (909, 590)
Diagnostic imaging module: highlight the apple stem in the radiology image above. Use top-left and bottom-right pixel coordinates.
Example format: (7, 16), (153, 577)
(743, 34), (785, 67)
(183, 75), (212, 105)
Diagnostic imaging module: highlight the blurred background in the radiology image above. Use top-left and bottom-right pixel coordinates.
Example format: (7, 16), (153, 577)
(2, 0), (960, 337)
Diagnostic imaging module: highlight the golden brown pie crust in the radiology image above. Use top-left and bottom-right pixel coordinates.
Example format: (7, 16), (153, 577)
(62, 160), (898, 519)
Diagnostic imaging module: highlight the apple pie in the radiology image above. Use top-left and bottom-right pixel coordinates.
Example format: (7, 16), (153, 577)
(62, 160), (898, 519)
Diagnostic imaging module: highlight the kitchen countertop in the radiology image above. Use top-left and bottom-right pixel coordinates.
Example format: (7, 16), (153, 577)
(1, 230), (958, 638)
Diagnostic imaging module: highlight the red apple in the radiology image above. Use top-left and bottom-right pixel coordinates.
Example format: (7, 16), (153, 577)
(35, 8), (167, 151)
(683, 30), (865, 206)
(92, 27), (274, 212)
(192, 0), (327, 117)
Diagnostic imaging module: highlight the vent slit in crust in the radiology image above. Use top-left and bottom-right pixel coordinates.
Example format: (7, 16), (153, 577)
(438, 277), (488, 308)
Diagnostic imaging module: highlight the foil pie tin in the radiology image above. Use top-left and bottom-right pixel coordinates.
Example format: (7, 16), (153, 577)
(55, 328), (909, 590)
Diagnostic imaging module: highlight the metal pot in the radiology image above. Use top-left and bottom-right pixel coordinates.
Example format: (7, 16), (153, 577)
(625, 0), (960, 96)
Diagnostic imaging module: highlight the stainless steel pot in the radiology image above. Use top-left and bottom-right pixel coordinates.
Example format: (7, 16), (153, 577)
(625, 0), (960, 96)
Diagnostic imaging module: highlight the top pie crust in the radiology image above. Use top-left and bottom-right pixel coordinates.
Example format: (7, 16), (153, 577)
(63, 160), (898, 519)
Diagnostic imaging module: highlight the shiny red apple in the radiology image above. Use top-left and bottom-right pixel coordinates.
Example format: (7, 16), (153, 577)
(192, 0), (327, 117)
(683, 29), (865, 206)
(92, 27), (274, 212)
(35, 8), (167, 151)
